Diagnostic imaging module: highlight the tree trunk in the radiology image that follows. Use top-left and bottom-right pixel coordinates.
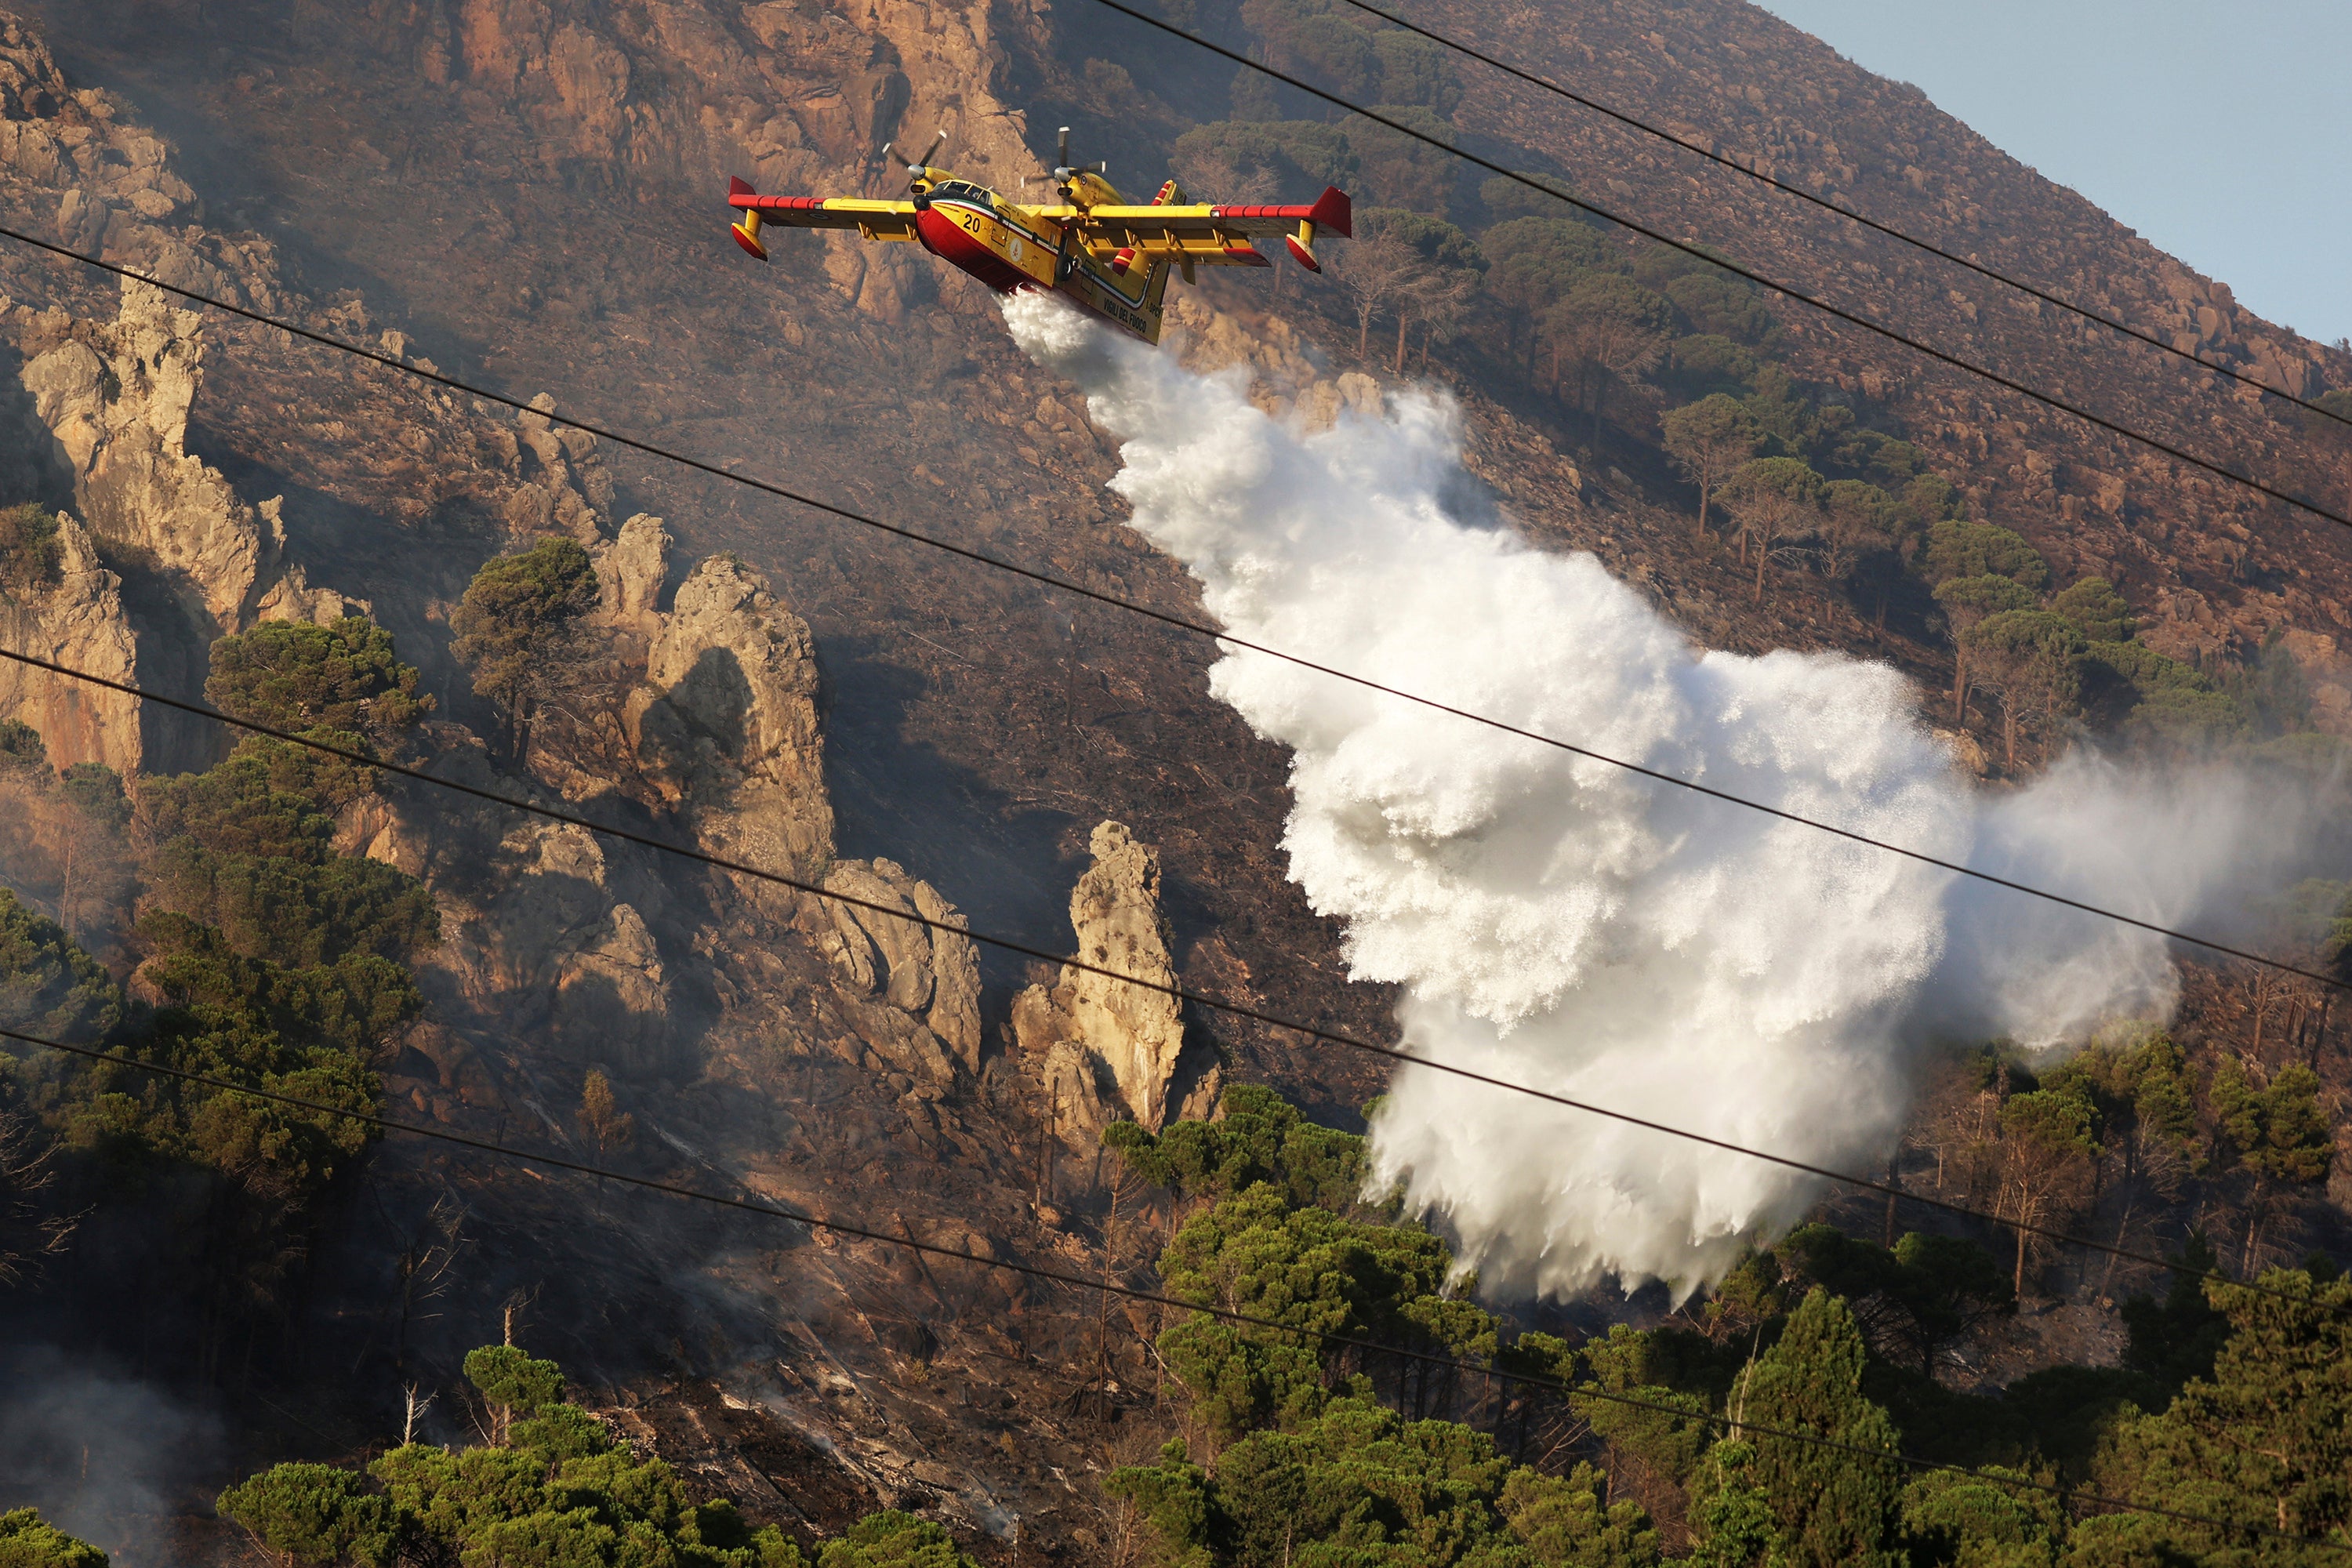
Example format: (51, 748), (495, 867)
(1753, 537), (1769, 602)
(2014, 1219), (2028, 1298)
(1696, 474), (1711, 540)
(1395, 314), (1409, 375)
(1358, 312), (1372, 361)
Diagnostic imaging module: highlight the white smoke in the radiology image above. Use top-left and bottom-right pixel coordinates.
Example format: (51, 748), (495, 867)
(1002, 292), (2308, 1298)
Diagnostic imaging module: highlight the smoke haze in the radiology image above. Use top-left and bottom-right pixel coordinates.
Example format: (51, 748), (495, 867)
(1004, 292), (2314, 1298)
(0, 1345), (220, 1565)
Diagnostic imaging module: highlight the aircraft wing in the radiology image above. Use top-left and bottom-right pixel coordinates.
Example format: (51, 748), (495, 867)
(1046, 185), (1352, 270)
(727, 177), (920, 259)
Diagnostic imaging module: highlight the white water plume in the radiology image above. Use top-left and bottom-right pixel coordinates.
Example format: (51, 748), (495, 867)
(1002, 292), (2308, 1299)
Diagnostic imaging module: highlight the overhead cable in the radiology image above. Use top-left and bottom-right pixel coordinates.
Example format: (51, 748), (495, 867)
(0, 234), (2338, 1004)
(1079, 0), (2352, 533)
(0, 638), (2330, 1308)
(9, 1024), (2343, 1555)
(1327, 0), (2352, 433)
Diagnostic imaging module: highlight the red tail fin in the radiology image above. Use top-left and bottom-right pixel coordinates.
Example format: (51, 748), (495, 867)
(728, 176), (756, 198)
(1307, 185), (1352, 238)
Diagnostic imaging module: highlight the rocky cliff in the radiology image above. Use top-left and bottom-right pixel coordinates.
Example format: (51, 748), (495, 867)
(0, 0), (2343, 1559)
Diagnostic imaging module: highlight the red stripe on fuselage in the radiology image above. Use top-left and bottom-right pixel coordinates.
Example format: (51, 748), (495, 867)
(916, 204), (1029, 292)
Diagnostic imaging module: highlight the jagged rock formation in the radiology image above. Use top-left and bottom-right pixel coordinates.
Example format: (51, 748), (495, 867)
(595, 510), (670, 632)
(16, 278), (354, 633)
(1014, 821), (1207, 1139)
(631, 551), (836, 881)
(505, 392), (617, 541)
(810, 855), (982, 1076)
(0, 510), (136, 769)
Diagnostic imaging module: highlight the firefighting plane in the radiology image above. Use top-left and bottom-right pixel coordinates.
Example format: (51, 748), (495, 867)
(726, 128), (1350, 345)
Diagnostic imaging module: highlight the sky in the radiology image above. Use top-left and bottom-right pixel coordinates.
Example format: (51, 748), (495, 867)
(1750, 1), (2352, 346)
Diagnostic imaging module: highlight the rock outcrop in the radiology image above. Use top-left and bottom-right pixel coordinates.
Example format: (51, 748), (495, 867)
(630, 553), (836, 883)
(594, 511), (670, 632)
(0, 510), (138, 770)
(505, 393), (615, 542)
(1014, 821), (1200, 1138)
(811, 856), (982, 1076)
(17, 278), (350, 635)
(350, 740), (678, 1080)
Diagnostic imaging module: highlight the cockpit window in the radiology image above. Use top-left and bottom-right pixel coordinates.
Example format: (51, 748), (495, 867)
(930, 182), (993, 209)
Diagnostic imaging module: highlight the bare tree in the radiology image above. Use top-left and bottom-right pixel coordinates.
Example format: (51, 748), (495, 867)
(1817, 484), (1891, 587)
(1723, 459), (1825, 603)
(1404, 268), (1479, 373)
(0, 1104), (71, 1287)
(1994, 1089), (2096, 1297)
(376, 1184), (467, 1377)
(1661, 396), (1761, 542)
(1330, 234), (1430, 364)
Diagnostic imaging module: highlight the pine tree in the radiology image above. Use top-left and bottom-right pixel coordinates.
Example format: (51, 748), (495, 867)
(1691, 1288), (1906, 1567)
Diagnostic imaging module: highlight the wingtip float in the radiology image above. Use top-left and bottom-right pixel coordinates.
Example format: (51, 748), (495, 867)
(723, 128), (1350, 345)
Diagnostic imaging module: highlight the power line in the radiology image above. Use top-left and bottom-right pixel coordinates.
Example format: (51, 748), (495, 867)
(2, 233), (2339, 1004)
(1327, 0), (2352, 434)
(8, 1023), (2341, 1555)
(0, 639), (2328, 1307)
(1080, 0), (2352, 534)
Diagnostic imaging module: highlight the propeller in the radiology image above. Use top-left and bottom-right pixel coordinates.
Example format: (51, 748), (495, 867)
(881, 129), (948, 179)
(1021, 128), (1109, 194)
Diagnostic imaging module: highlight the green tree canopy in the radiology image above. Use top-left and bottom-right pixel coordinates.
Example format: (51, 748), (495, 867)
(0, 504), (62, 596)
(1239, 0), (1461, 113)
(1780, 1225), (2015, 1378)
(56, 764), (128, 832)
(2049, 577), (2136, 643)
(204, 617), (431, 736)
(0, 1508), (108, 1568)
(464, 1344), (568, 1414)
(2121, 1233), (2234, 1396)
(1110, 1400), (1658, 1568)
(1923, 520), (2049, 589)
(1666, 271), (1773, 344)
(1689, 1289), (1907, 1568)
(450, 537), (600, 724)
(1665, 336), (1762, 399)
(1357, 207), (1483, 271)
(0, 888), (124, 1040)
(138, 910), (420, 1056)
(815, 1512), (977, 1568)
(1662, 395), (1766, 539)
(0, 718), (45, 777)
(1104, 1083), (1369, 1210)
(224, 1346), (811, 1568)
(2079, 1268), (2352, 1561)
(2211, 1060), (2332, 1191)
(217, 1463), (401, 1568)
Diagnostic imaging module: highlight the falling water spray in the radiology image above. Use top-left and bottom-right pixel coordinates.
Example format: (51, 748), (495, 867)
(1004, 292), (2307, 1298)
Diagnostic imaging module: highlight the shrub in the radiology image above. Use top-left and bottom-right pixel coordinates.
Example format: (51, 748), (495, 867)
(205, 617), (432, 735)
(0, 504), (62, 594)
(0, 719), (46, 777)
(450, 538), (599, 722)
(0, 1507), (109, 1568)
(0, 887), (124, 1040)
